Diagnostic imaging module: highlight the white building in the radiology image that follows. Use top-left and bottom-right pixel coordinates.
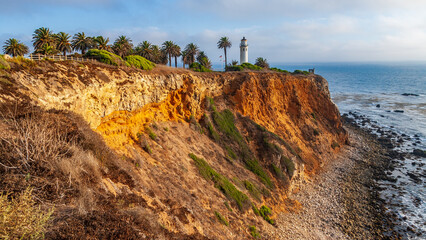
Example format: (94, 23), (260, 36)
(240, 37), (248, 64)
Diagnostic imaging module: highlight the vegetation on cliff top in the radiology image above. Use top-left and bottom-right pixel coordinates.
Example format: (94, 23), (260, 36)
(125, 55), (155, 70)
(85, 49), (124, 66)
(226, 62), (262, 72)
(189, 62), (212, 72)
(0, 55), (10, 70)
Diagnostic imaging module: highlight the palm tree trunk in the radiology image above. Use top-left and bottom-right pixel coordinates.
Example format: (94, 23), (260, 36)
(175, 56), (177, 68)
(169, 54), (172, 67)
(224, 48), (227, 67)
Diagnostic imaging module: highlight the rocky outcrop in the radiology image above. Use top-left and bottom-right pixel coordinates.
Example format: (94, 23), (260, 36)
(0, 61), (347, 239)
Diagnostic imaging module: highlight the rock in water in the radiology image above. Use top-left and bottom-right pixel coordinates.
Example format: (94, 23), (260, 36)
(401, 93), (419, 96)
(412, 149), (426, 157)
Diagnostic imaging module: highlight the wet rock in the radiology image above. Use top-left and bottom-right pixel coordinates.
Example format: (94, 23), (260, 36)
(412, 149), (426, 157)
(407, 172), (422, 184)
(401, 93), (419, 97)
(394, 110), (404, 113)
(376, 104), (381, 108)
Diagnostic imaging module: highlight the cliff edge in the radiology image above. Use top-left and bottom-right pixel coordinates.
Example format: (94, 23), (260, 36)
(0, 60), (347, 239)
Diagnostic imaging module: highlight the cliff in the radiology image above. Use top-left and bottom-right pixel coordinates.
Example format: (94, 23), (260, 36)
(0, 60), (347, 239)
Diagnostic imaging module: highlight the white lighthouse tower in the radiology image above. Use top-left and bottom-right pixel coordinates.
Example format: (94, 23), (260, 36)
(240, 37), (248, 64)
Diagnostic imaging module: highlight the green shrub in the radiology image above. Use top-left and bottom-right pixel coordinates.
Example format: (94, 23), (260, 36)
(281, 155), (295, 178)
(190, 62), (212, 72)
(252, 204), (260, 216)
(225, 65), (244, 71)
(145, 127), (157, 141)
(263, 137), (283, 154)
(245, 159), (274, 189)
(0, 188), (54, 239)
(210, 107), (273, 189)
(225, 63), (262, 71)
(224, 201), (233, 212)
(125, 55), (155, 70)
(0, 55), (10, 70)
(243, 180), (261, 201)
(225, 146), (237, 160)
(271, 164), (284, 179)
(270, 67), (289, 73)
(249, 226), (260, 239)
(189, 153), (250, 210)
(204, 115), (220, 141)
(259, 205), (274, 224)
(85, 49), (123, 66)
(293, 69), (310, 75)
(212, 109), (244, 144)
(241, 63), (262, 70)
(214, 211), (229, 226)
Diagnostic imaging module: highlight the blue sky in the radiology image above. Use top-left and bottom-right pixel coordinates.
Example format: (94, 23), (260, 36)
(1, 0), (426, 64)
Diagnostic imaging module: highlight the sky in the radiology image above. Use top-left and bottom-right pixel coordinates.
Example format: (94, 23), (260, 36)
(1, 0), (426, 64)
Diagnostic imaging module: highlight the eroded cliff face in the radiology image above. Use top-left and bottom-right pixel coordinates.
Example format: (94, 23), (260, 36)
(0, 61), (347, 239)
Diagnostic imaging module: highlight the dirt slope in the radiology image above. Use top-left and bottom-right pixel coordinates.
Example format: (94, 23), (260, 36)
(0, 60), (347, 239)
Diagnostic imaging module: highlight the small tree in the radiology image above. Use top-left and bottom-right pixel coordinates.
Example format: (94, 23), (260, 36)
(32, 27), (54, 53)
(161, 40), (174, 67)
(3, 38), (29, 57)
(72, 32), (93, 55)
(255, 57), (269, 69)
(112, 35), (133, 58)
(217, 36), (232, 67)
(196, 51), (212, 69)
(184, 43), (199, 65)
(54, 32), (72, 56)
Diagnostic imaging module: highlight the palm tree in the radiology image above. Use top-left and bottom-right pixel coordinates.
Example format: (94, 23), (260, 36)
(162, 41), (174, 67)
(35, 44), (58, 55)
(3, 38), (29, 57)
(255, 57), (269, 68)
(181, 50), (189, 68)
(113, 35), (133, 58)
(32, 27), (54, 52)
(93, 36), (111, 51)
(135, 41), (153, 60)
(54, 32), (72, 56)
(196, 51), (212, 69)
(184, 43), (199, 65)
(217, 36), (232, 67)
(150, 45), (164, 64)
(71, 32), (93, 55)
(171, 44), (181, 68)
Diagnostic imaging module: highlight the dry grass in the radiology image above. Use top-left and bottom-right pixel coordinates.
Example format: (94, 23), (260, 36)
(0, 187), (54, 240)
(0, 113), (72, 172)
(0, 109), (103, 204)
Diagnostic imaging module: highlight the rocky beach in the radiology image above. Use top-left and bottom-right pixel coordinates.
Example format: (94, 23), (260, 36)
(271, 122), (405, 239)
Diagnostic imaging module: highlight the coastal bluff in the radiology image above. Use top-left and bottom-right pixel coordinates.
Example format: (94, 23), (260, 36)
(0, 61), (347, 239)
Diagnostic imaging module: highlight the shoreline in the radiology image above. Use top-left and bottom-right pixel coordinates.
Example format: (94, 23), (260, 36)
(271, 122), (401, 239)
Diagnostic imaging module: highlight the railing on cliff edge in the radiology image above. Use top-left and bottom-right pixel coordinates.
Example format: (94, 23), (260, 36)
(29, 54), (96, 62)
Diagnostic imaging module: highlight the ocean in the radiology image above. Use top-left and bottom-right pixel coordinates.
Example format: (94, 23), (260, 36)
(273, 62), (426, 239)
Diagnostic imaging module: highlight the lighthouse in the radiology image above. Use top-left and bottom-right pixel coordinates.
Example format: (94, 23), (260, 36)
(240, 37), (248, 64)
